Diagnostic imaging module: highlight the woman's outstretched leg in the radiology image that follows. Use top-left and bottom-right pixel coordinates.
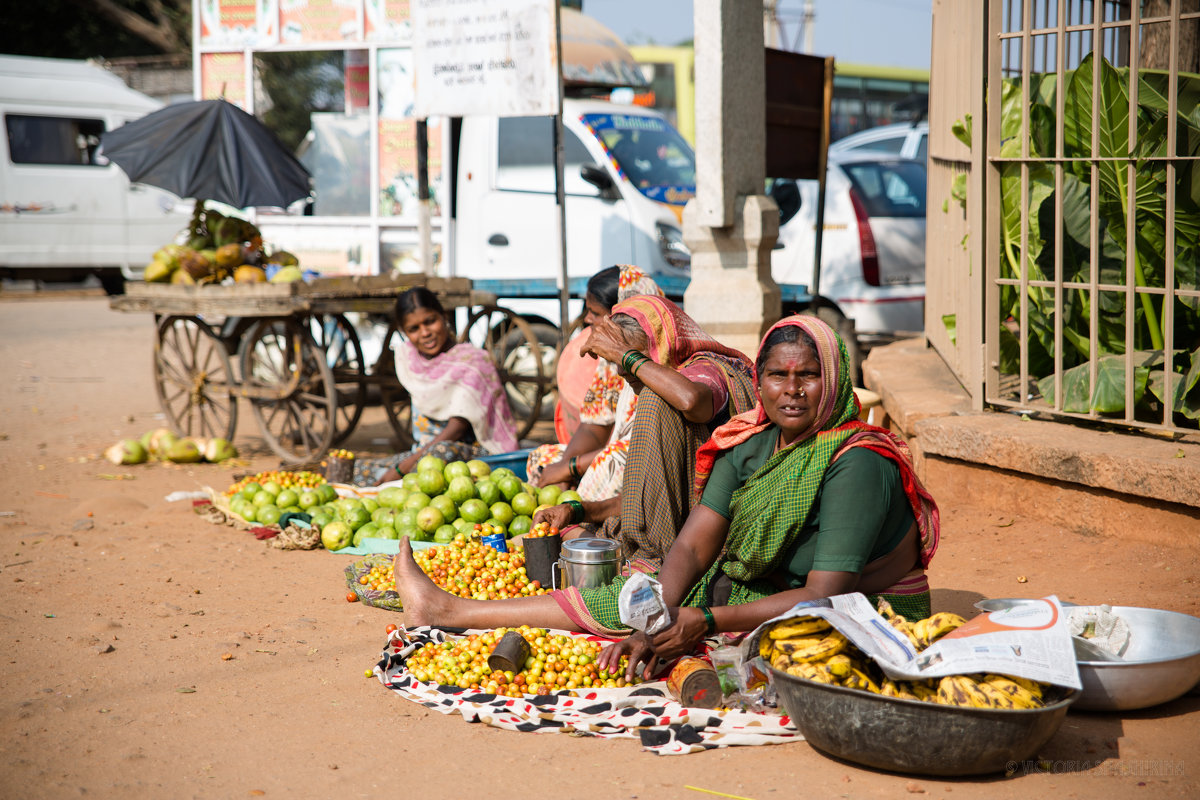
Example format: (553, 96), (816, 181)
(392, 538), (577, 631)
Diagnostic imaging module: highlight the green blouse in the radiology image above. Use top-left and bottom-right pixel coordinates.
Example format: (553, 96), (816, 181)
(698, 428), (913, 583)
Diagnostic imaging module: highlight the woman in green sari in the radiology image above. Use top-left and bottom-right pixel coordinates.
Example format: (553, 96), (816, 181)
(391, 315), (938, 677)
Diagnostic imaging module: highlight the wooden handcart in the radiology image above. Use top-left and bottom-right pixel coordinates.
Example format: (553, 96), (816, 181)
(110, 275), (554, 464)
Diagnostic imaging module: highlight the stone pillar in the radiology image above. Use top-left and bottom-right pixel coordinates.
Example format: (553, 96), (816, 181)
(683, 0), (781, 359)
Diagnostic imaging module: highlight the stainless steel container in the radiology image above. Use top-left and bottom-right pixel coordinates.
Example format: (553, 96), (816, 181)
(552, 538), (622, 590)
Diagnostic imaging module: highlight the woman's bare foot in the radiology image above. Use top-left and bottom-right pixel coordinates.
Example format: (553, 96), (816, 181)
(392, 538), (461, 627)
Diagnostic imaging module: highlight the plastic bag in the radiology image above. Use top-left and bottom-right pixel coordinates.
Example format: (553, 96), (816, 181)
(345, 554), (404, 612)
(618, 572), (672, 634)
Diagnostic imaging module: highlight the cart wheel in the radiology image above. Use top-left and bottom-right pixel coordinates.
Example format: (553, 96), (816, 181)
(459, 305), (551, 440)
(239, 318), (336, 464)
(153, 315), (237, 441)
(377, 321), (415, 450)
(307, 313), (366, 446)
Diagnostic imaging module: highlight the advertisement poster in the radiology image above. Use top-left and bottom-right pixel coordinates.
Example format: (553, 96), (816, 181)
(411, 0), (558, 118)
(346, 50), (370, 111)
(199, 52), (248, 108)
(365, 0), (412, 43)
(378, 117), (443, 220)
(198, 0), (259, 46)
(279, 0), (361, 44)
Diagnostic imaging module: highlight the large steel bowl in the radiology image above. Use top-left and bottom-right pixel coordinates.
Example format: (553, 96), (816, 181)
(770, 666), (1076, 776)
(1073, 605), (1200, 711)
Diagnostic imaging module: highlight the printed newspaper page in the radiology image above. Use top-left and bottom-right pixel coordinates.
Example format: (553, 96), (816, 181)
(746, 593), (1082, 689)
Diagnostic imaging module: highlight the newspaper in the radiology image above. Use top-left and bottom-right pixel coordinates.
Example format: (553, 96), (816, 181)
(744, 592), (1082, 690)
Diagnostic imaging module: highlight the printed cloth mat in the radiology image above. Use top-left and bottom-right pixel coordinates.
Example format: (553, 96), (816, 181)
(372, 626), (803, 755)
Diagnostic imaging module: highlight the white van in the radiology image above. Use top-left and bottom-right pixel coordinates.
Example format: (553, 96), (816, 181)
(0, 55), (189, 292)
(451, 96), (697, 332)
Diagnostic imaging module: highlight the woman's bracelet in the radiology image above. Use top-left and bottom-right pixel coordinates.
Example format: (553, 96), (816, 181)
(563, 498), (585, 524)
(621, 349), (649, 375)
(568, 455), (580, 479)
(700, 606), (717, 635)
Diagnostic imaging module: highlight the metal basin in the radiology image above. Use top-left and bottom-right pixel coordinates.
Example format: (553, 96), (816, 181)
(770, 666), (1076, 776)
(1072, 605), (1200, 712)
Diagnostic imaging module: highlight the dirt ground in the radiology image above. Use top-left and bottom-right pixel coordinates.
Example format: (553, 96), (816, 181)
(2, 295), (1198, 800)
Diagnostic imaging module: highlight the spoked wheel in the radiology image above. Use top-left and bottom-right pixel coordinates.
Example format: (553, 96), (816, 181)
(153, 315), (237, 441)
(238, 318), (336, 464)
(306, 313), (367, 445)
(377, 321), (415, 450)
(458, 305), (551, 441)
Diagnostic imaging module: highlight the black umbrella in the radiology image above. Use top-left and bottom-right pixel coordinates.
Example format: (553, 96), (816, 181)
(100, 98), (311, 209)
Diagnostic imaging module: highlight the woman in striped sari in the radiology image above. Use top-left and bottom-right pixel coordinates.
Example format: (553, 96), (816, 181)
(391, 315), (938, 674)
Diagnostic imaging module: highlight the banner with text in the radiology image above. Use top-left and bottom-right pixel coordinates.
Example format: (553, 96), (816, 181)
(199, 52), (248, 109)
(411, 0), (558, 118)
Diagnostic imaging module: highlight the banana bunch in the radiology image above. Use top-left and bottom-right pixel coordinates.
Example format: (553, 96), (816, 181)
(876, 600), (968, 651)
(763, 612), (1049, 710)
(935, 674), (1045, 709)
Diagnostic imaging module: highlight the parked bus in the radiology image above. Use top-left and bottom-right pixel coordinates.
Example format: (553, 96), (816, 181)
(627, 45), (928, 145)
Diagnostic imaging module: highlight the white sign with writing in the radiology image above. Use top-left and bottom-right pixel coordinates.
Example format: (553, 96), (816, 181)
(411, 0), (559, 118)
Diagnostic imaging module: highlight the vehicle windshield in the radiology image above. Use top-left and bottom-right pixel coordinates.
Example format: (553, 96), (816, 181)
(840, 160), (926, 218)
(581, 112), (695, 205)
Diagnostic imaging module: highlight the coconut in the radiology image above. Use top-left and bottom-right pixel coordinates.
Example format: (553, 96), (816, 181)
(147, 429), (179, 459)
(269, 265), (304, 284)
(204, 438), (238, 463)
(144, 258), (175, 283)
(165, 439), (203, 464)
(105, 439), (148, 465)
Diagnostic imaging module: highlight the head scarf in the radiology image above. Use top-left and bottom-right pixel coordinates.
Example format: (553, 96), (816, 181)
(691, 314), (939, 581)
(615, 264), (664, 302)
(610, 295), (752, 370)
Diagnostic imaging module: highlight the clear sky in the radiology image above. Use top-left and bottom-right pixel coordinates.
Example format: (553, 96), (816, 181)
(581, 0), (933, 70)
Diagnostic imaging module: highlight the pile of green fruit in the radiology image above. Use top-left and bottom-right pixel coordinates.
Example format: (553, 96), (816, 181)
(315, 455), (582, 551)
(226, 478), (339, 529)
(104, 427), (237, 465)
(143, 201), (299, 285)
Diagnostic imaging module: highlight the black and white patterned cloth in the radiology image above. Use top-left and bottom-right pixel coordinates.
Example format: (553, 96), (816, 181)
(372, 626), (803, 755)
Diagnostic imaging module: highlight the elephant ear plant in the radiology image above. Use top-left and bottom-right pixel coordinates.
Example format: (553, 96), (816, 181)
(953, 53), (1200, 427)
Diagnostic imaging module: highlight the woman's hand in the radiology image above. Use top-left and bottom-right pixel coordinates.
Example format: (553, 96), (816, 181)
(597, 632), (657, 682)
(647, 606), (709, 663)
(581, 316), (641, 365)
(532, 503), (573, 531)
(530, 459), (573, 489)
(397, 453), (421, 475)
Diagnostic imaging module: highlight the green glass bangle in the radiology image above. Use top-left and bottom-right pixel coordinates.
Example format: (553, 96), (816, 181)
(568, 456), (580, 479)
(701, 606), (717, 635)
(563, 498), (585, 524)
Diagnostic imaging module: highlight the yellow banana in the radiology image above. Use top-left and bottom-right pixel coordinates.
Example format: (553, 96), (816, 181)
(844, 667), (881, 694)
(925, 612), (968, 642)
(769, 616), (833, 639)
(758, 634), (773, 660)
(982, 674), (1044, 708)
(974, 679), (1020, 709)
(876, 598), (898, 620)
(888, 616), (922, 651)
(787, 630), (849, 663)
(825, 653), (854, 679)
(774, 635), (829, 655)
(906, 680), (939, 702)
(1004, 674), (1045, 701)
(786, 661), (835, 683)
(936, 675), (990, 707)
(770, 652), (792, 671)
(880, 678), (900, 697)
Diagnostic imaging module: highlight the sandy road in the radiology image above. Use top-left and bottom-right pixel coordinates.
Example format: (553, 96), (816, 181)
(0, 296), (1197, 800)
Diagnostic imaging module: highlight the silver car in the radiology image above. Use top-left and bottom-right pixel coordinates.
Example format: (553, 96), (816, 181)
(770, 151), (927, 345)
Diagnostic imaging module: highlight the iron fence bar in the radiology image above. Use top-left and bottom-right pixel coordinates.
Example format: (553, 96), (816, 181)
(1054, 0), (1067, 419)
(1124, 3), (1140, 425)
(1088, 0), (1102, 420)
(1020, 0), (1032, 409)
(1162, 0), (1181, 427)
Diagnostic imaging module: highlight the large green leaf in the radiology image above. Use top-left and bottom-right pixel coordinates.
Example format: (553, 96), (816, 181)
(1037, 354), (1150, 414)
(1146, 347), (1200, 420)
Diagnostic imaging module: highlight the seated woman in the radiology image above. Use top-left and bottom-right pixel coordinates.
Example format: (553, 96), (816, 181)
(526, 265), (664, 498)
(391, 314), (939, 677)
(354, 287), (518, 485)
(534, 295), (758, 568)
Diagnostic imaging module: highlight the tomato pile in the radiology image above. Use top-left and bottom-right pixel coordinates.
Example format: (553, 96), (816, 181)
(405, 626), (641, 696)
(524, 521), (558, 539)
(414, 535), (547, 600)
(224, 470), (326, 496)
